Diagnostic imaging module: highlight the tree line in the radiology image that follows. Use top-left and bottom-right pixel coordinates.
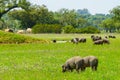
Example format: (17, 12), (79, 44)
(0, 0), (120, 33)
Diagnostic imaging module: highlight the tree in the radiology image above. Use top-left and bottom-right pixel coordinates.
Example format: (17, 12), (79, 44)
(32, 5), (55, 24)
(76, 18), (87, 28)
(55, 8), (78, 27)
(8, 5), (56, 29)
(100, 19), (115, 33)
(77, 8), (91, 15)
(8, 10), (34, 29)
(114, 21), (120, 32)
(0, 19), (5, 29)
(0, 0), (30, 19)
(110, 6), (120, 21)
(99, 6), (120, 33)
(62, 25), (74, 33)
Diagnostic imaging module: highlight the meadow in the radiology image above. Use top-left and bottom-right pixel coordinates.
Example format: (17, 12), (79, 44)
(0, 33), (120, 80)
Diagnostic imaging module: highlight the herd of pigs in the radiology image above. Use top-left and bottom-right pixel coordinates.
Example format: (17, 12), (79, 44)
(3, 29), (116, 73)
(71, 35), (116, 45)
(52, 35), (116, 45)
(61, 35), (116, 73)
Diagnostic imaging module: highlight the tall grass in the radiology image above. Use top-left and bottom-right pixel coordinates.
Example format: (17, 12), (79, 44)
(0, 31), (47, 43)
(0, 34), (120, 80)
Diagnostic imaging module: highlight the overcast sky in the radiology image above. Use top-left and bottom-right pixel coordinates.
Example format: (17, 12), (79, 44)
(28, 0), (120, 14)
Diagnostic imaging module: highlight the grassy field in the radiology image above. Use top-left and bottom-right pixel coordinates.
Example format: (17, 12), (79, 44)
(0, 34), (120, 80)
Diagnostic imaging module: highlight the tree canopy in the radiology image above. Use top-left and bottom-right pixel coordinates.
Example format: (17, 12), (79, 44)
(110, 6), (120, 21)
(1, 0), (120, 33)
(99, 6), (120, 33)
(8, 5), (56, 29)
(0, 0), (30, 19)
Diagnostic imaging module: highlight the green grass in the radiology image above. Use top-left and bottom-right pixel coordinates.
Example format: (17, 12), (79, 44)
(0, 31), (47, 43)
(0, 34), (120, 80)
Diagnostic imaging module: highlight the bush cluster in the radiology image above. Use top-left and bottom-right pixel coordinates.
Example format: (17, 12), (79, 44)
(32, 24), (100, 34)
(32, 24), (62, 33)
(78, 26), (100, 33)
(62, 25), (100, 33)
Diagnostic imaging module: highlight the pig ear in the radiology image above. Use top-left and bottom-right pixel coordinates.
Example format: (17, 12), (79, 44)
(62, 65), (64, 68)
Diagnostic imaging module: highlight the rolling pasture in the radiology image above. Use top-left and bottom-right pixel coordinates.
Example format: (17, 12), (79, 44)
(0, 34), (120, 80)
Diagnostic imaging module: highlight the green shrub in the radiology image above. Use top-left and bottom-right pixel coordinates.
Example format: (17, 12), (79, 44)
(76, 26), (100, 33)
(62, 25), (100, 34)
(32, 24), (62, 33)
(62, 25), (75, 33)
